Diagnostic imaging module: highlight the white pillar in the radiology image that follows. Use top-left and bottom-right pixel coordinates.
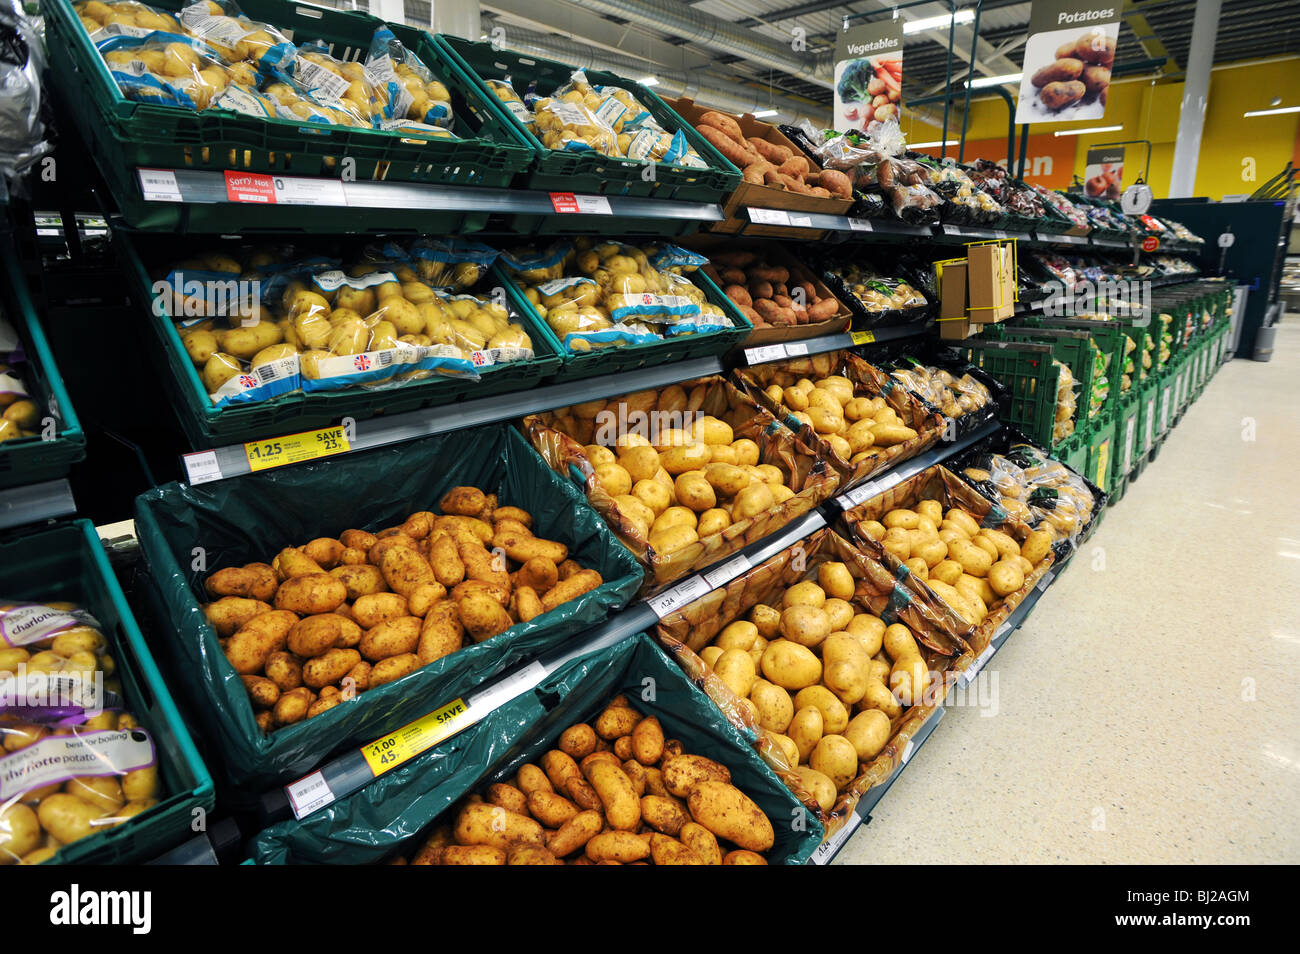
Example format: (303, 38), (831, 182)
(1167, 0), (1220, 197)
(429, 0), (480, 39)
(368, 0), (404, 24)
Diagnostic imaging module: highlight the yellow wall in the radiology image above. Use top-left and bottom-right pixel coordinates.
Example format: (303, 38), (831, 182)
(905, 57), (1300, 199)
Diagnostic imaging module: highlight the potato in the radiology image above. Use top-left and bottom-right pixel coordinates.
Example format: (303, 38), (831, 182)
(205, 564), (277, 601)
(546, 809), (603, 858)
(817, 562), (855, 600)
(516, 763), (553, 796)
(275, 573), (347, 615)
(948, 539), (992, 578)
(883, 509), (920, 530)
(528, 790), (580, 828)
(823, 599), (854, 632)
(712, 648), (757, 699)
(969, 534), (1000, 562)
(417, 601), (463, 664)
(779, 604), (831, 648)
(788, 705), (823, 763)
(731, 482), (775, 521)
(810, 734), (859, 790)
(351, 592), (409, 629)
(584, 761), (640, 830)
(442, 844), (506, 865)
(585, 831), (650, 863)
(241, 674), (280, 708)
(944, 508), (980, 536)
(888, 653), (929, 707)
(750, 604), (781, 639)
(359, 616), (422, 661)
(225, 610), (297, 674)
(202, 597), (273, 637)
(844, 709), (891, 761)
(286, 613), (348, 658)
(715, 620), (758, 652)
(794, 684), (849, 734)
(782, 581), (825, 609)
(882, 622), (918, 661)
(302, 648), (361, 689)
(560, 723), (599, 760)
(749, 679), (794, 733)
(36, 794), (106, 845)
(988, 559), (1025, 597)
(264, 651), (303, 692)
(674, 472), (717, 513)
(455, 802), (544, 850)
(760, 639), (822, 690)
(641, 795), (690, 835)
(659, 442), (711, 475)
(930, 559), (963, 586)
(861, 678), (902, 718)
(688, 780), (774, 852)
(369, 652), (419, 687)
(1021, 528), (1052, 565)
(378, 546), (436, 598)
(661, 754), (731, 798)
(792, 766), (837, 813)
(539, 569), (603, 612)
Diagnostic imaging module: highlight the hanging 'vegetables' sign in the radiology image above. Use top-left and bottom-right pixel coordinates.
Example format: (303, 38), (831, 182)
(834, 20), (903, 132)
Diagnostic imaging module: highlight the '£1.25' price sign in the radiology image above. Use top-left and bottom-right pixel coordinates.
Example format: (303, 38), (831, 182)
(244, 425), (351, 473)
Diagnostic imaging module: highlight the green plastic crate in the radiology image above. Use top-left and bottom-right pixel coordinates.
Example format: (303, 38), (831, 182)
(1112, 391), (1141, 489)
(503, 267), (751, 383)
(0, 237), (87, 488)
(43, 0), (535, 232)
(436, 36), (742, 204)
(0, 520), (214, 863)
(116, 231), (562, 448)
(248, 633), (824, 864)
(132, 424), (642, 792)
(1136, 379), (1159, 464)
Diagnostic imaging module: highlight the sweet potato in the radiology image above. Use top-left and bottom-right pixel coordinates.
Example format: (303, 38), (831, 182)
(724, 284), (753, 308)
(742, 160), (772, 184)
(699, 124), (758, 167)
(748, 280), (774, 301)
(712, 251), (757, 268)
(749, 265), (789, 284)
(747, 137), (792, 164)
(807, 298), (840, 321)
(718, 267), (747, 286)
(817, 168), (852, 199)
(698, 111), (743, 142)
(778, 156), (810, 178)
(753, 299), (796, 326)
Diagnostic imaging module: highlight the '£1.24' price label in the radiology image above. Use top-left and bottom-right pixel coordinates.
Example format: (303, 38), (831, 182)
(244, 425), (350, 473)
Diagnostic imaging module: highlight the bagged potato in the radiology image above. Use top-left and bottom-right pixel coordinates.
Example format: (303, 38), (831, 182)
(531, 92), (618, 155)
(73, 0), (183, 42)
(0, 601), (161, 864)
(485, 76), (536, 133)
(365, 26), (454, 130)
(177, 0), (296, 74)
(98, 31), (232, 111)
(558, 70), (706, 168)
(381, 238), (499, 291)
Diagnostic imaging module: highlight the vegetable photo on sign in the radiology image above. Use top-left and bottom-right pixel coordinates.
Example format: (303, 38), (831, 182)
(833, 21), (903, 132)
(1014, 2), (1119, 123)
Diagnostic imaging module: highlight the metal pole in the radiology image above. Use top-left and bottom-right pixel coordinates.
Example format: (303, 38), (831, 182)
(986, 86), (1015, 169)
(940, 0), (955, 158)
(958, 0), (982, 163)
(1017, 123), (1029, 178)
(1168, 0), (1221, 197)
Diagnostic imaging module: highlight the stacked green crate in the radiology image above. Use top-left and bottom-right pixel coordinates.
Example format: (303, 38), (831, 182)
(960, 337), (1083, 457)
(1085, 406), (1116, 496)
(1109, 390), (1142, 502)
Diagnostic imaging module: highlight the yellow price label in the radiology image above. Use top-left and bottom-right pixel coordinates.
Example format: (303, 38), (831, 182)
(850, 330), (875, 345)
(1093, 440), (1110, 493)
(244, 425), (350, 472)
(361, 698), (469, 776)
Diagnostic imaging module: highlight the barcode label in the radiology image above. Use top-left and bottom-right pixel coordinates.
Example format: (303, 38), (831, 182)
(138, 169), (182, 203)
(286, 770), (335, 819)
(810, 813), (860, 864)
(575, 195), (613, 215)
(749, 207), (791, 226)
(469, 660), (547, 716)
(839, 479), (880, 510)
(785, 342), (809, 356)
(646, 575), (711, 619)
(790, 214), (813, 228)
(1036, 570), (1056, 591)
(702, 554), (751, 589)
(377, 350), (394, 367)
(256, 364), (277, 383)
(902, 740), (915, 763)
(847, 217), (873, 231)
(184, 451), (222, 485)
(745, 344), (787, 365)
(962, 643), (996, 686)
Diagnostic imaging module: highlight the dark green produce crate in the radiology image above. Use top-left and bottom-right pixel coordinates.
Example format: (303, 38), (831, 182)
(982, 323), (1111, 428)
(960, 338), (1084, 455)
(43, 0), (534, 233)
(0, 233), (86, 489)
(1022, 316), (1137, 415)
(132, 424), (642, 793)
(1083, 407), (1115, 496)
(0, 520), (214, 864)
(250, 633), (824, 865)
(116, 230), (562, 448)
(504, 266), (751, 383)
(436, 36), (742, 204)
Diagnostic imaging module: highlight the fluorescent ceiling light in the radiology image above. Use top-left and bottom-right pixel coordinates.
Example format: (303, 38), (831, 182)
(909, 140), (959, 148)
(752, 108), (778, 118)
(1244, 105), (1300, 117)
(1053, 124), (1124, 137)
(966, 73), (1022, 88)
(903, 10), (975, 34)
(639, 76), (659, 87)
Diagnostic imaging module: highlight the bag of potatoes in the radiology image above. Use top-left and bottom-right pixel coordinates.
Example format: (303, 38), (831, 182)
(365, 26), (454, 130)
(0, 601), (161, 864)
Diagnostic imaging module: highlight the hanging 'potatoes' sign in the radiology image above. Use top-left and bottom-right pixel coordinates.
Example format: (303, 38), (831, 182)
(1015, 1), (1118, 123)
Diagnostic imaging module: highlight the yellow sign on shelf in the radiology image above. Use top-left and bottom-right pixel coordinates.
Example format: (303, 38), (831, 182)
(360, 698), (469, 776)
(850, 330), (876, 345)
(244, 425), (350, 473)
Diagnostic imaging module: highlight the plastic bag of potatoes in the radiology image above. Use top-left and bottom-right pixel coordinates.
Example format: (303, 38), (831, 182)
(843, 465), (1056, 652)
(960, 442), (1097, 547)
(74, 0), (183, 42)
(177, 0), (296, 74)
(653, 527), (968, 825)
(485, 77), (537, 133)
(885, 360), (992, 421)
(0, 326), (46, 444)
(0, 602), (160, 864)
(364, 26), (454, 132)
(523, 376), (839, 589)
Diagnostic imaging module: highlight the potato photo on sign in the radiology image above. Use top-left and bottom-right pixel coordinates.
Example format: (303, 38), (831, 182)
(1015, 23), (1118, 123)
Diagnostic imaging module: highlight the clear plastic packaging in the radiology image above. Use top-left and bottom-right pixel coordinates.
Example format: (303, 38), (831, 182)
(0, 601), (161, 864)
(365, 26), (453, 130)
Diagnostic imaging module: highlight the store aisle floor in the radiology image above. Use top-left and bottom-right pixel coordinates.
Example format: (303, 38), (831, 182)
(836, 319), (1300, 865)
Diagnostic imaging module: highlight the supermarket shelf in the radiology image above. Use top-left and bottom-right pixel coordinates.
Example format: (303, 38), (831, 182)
(745, 207), (933, 237)
(836, 417), (1002, 509)
(181, 356), (724, 484)
(135, 168), (725, 224)
(741, 323), (928, 365)
(0, 479), (77, 531)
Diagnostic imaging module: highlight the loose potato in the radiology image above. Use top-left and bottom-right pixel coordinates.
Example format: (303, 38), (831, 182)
(810, 734), (858, 790)
(678, 821), (723, 865)
(287, 613), (354, 658)
(264, 651), (303, 692)
(760, 639), (822, 690)
(674, 472), (717, 513)
(276, 573), (348, 614)
(417, 601), (463, 664)
(713, 648), (757, 699)
(241, 674), (280, 708)
(205, 564), (277, 601)
(793, 684), (849, 734)
(641, 795), (690, 835)
(584, 761), (640, 830)
(351, 592), (409, 629)
(458, 594), (513, 642)
(661, 754), (731, 798)
(844, 709), (891, 761)
(369, 652), (419, 687)
(594, 705), (640, 740)
(547, 809), (603, 857)
(791, 766), (836, 812)
(650, 833), (705, 865)
(527, 790), (580, 828)
(585, 831), (650, 863)
(817, 562), (855, 600)
(783, 580), (826, 608)
(455, 802), (544, 849)
(788, 705), (823, 763)
(688, 780), (774, 852)
(988, 558), (1025, 597)
(1020, 528), (1052, 565)
(749, 679), (794, 733)
(442, 845), (506, 865)
(560, 723), (599, 760)
(779, 604), (831, 649)
(380, 546), (436, 598)
(359, 616), (423, 662)
(203, 597), (273, 637)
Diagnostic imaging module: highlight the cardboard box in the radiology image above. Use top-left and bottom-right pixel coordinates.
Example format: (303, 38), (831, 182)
(660, 97), (853, 238)
(684, 234), (851, 346)
(937, 241), (1017, 340)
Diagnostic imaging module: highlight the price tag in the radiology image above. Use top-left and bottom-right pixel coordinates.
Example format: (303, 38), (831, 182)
(575, 194), (613, 215)
(901, 740), (915, 764)
(243, 425), (351, 473)
(809, 813), (861, 864)
(138, 168), (182, 202)
(469, 660), (546, 716)
(224, 171), (277, 204)
(962, 643), (996, 686)
(745, 344), (788, 365)
(789, 214), (813, 228)
(1035, 570), (1056, 592)
(273, 176), (347, 206)
(183, 450), (222, 485)
(749, 207), (791, 226)
(850, 329), (876, 345)
(838, 479), (880, 510)
(995, 230), (1009, 239)
(360, 697), (469, 776)
(646, 575), (711, 619)
(945, 225), (967, 236)
(702, 554), (751, 590)
(847, 217), (873, 232)
(549, 192), (579, 213)
(286, 770), (335, 819)
(994, 620), (1014, 643)
(785, 341), (809, 356)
